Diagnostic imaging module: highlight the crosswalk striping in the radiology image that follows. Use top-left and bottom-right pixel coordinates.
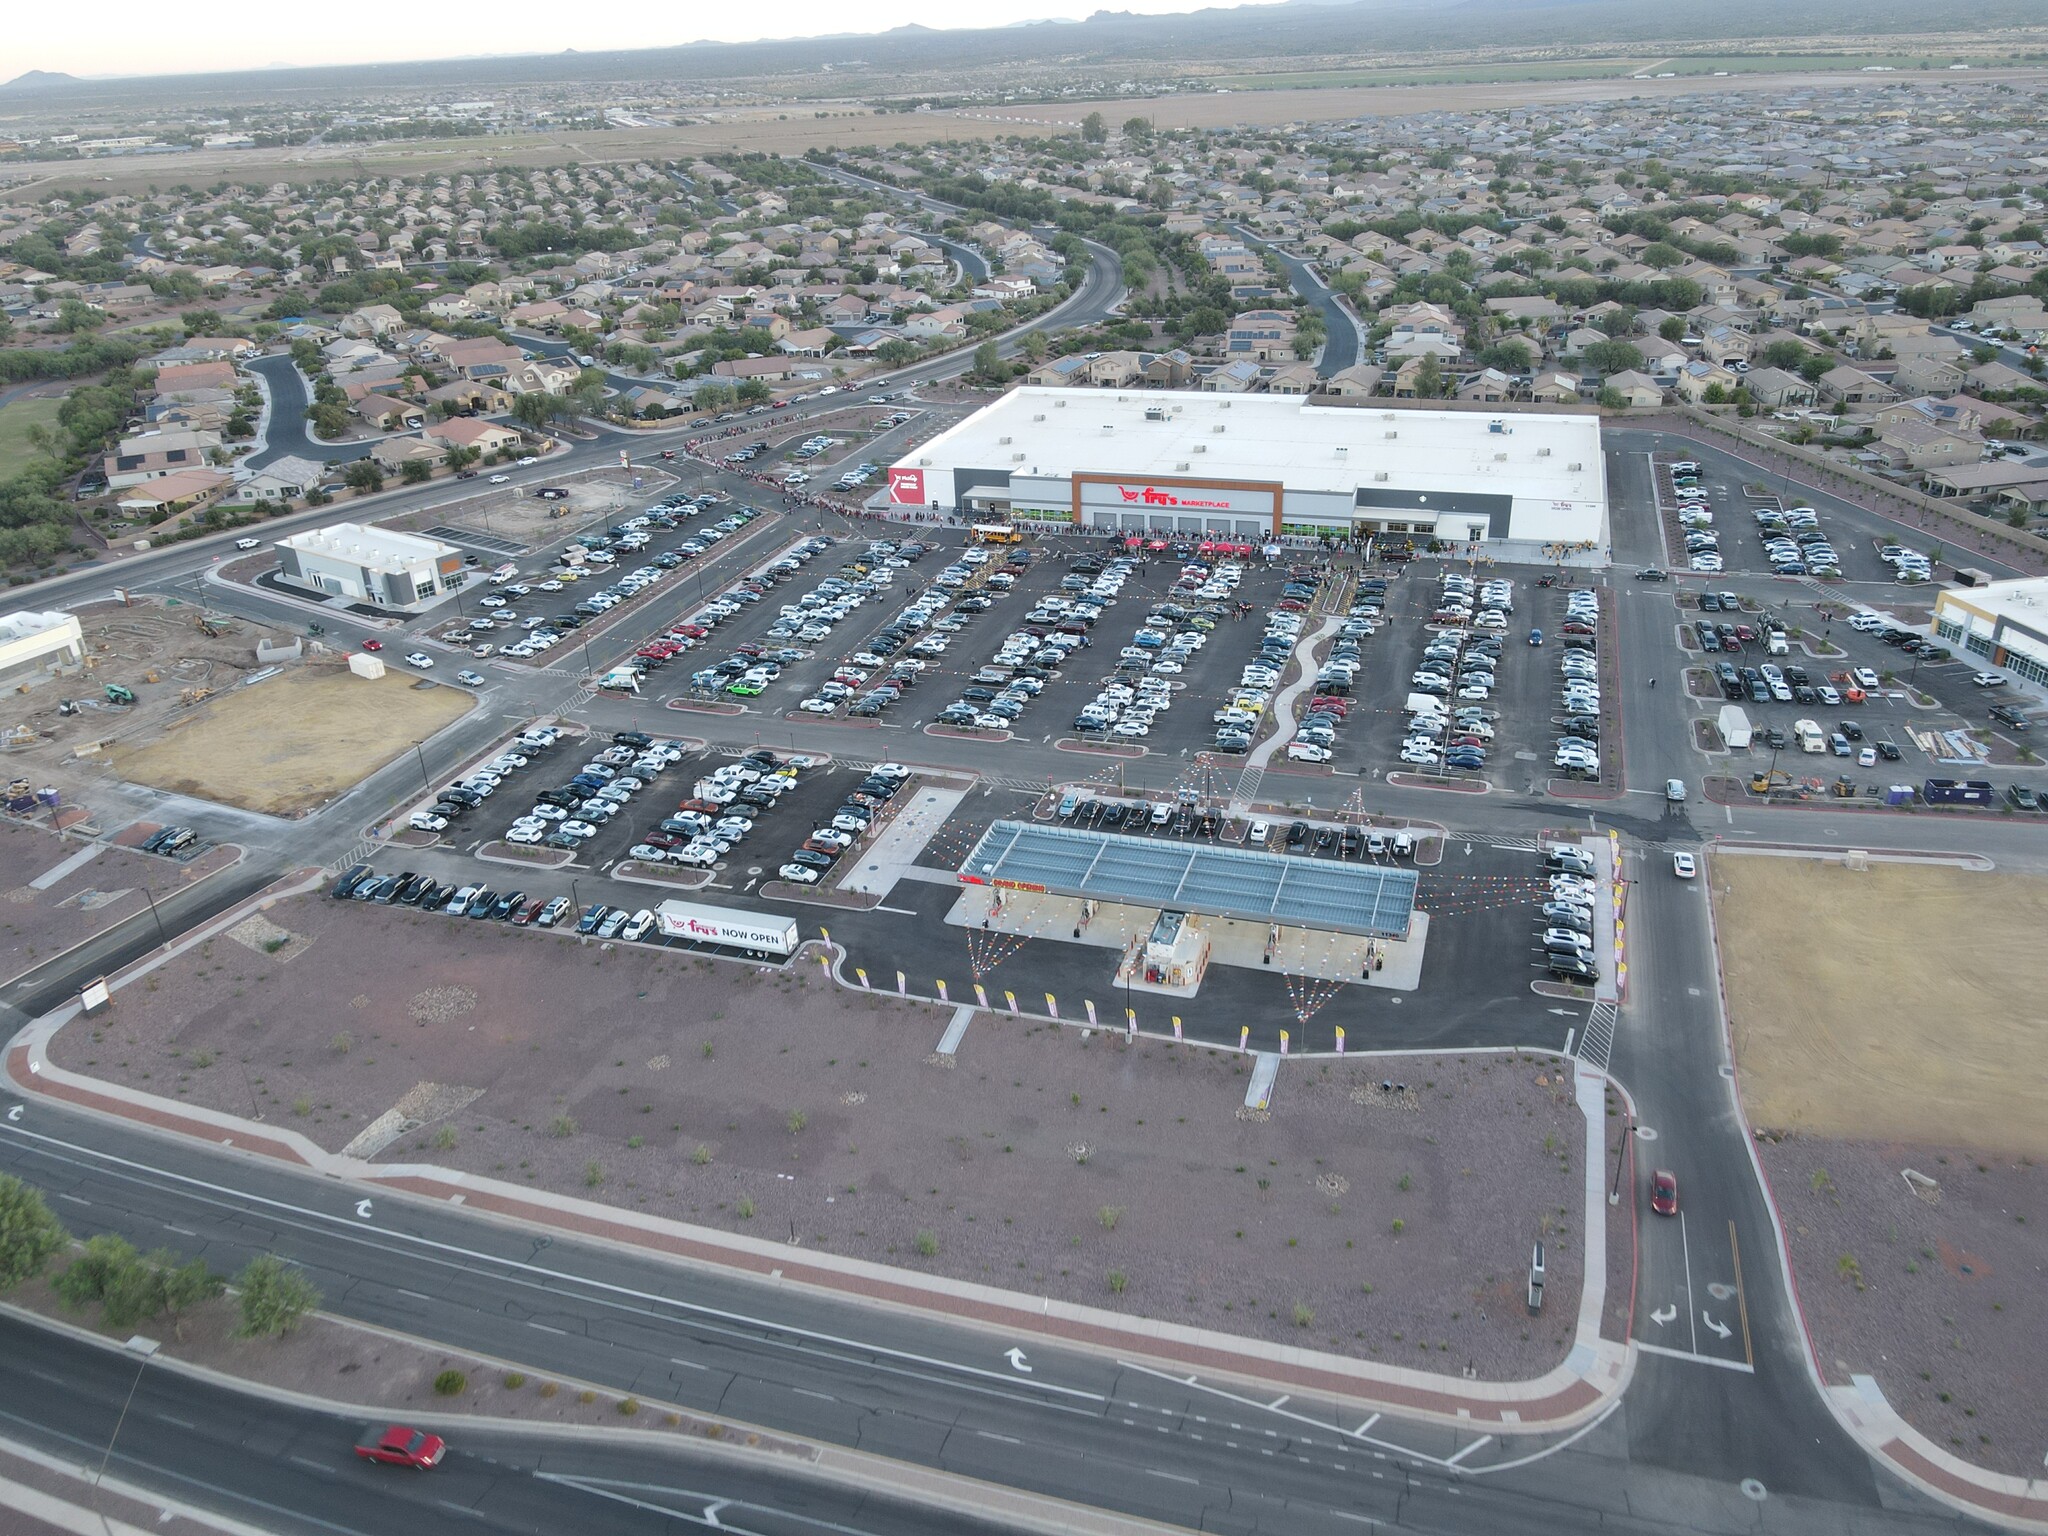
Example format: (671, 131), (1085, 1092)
(1575, 1000), (1618, 1074)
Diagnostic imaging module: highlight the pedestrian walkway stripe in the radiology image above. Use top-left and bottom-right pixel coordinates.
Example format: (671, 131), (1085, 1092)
(1576, 1000), (1618, 1074)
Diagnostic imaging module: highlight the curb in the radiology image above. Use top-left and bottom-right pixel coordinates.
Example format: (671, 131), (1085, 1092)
(0, 1302), (1188, 1536)
(8, 877), (1630, 1439)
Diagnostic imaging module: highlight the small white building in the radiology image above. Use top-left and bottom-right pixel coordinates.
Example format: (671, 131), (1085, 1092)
(0, 611), (85, 687)
(273, 523), (463, 611)
(1933, 576), (2048, 691)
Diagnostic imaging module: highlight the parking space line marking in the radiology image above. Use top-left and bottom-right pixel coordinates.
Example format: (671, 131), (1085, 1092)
(1445, 1436), (1492, 1466)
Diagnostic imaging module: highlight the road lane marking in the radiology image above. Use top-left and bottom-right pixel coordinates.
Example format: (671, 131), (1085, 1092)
(0, 1121), (1107, 1409)
(1680, 1210), (1698, 1355)
(1444, 1435), (1492, 1466)
(1635, 1340), (1756, 1373)
(1730, 1219), (1755, 1368)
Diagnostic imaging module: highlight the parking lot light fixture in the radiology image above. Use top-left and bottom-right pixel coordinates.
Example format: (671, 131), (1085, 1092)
(1608, 1115), (1636, 1206)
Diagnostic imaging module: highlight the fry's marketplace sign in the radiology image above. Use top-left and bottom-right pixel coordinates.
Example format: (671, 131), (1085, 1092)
(1113, 484), (1237, 510)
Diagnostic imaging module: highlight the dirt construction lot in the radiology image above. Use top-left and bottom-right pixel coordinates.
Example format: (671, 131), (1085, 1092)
(1714, 856), (2048, 1157)
(109, 666), (472, 816)
(51, 894), (1588, 1378)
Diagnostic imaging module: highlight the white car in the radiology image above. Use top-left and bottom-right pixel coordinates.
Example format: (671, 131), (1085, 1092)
(405, 652), (434, 669)
(778, 864), (821, 884)
(505, 825), (547, 844)
(1673, 852), (1697, 879)
(516, 456), (537, 466)
(1971, 671), (2007, 688)
(488, 474), (511, 484)
(1398, 746), (1440, 766)
(408, 812), (447, 832)
(234, 537), (261, 550)
(455, 670), (486, 687)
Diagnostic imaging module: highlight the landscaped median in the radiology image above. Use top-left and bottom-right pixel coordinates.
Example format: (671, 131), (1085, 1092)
(11, 879), (1628, 1429)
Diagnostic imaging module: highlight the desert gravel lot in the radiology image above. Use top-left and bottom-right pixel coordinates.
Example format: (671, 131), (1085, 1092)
(52, 893), (1587, 1377)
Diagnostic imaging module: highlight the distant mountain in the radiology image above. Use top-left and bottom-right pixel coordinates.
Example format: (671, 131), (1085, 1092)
(6, 0), (2042, 105)
(1, 70), (79, 92)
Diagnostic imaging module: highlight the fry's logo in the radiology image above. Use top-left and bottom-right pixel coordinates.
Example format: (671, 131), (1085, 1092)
(888, 468), (925, 503)
(1115, 485), (1232, 509)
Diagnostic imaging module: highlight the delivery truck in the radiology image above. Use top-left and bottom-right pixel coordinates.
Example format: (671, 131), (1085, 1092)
(1793, 717), (1826, 753)
(1718, 704), (1752, 750)
(655, 899), (799, 956)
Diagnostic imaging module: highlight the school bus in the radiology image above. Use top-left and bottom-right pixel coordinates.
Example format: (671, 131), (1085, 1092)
(969, 523), (1023, 546)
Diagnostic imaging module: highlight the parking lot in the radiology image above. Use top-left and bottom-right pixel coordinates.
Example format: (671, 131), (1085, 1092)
(1648, 450), (1920, 586)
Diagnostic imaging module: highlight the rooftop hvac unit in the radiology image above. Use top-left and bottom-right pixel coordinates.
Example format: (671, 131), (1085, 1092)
(999, 436), (1012, 444)
(1012, 452), (1025, 462)
(1054, 398), (1066, 408)
(1193, 444), (1207, 453)
(1171, 403), (1184, 412)
(918, 458), (932, 467)
(1385, 430), (1398, 439)
(1494, 452), (1508, 461)
(1212, 424), (1226, 433)
(1033, 413), (1045, 421)
(1176, 461), (1190, 471)
(1145, 407), (1166, 421)
(1102, 424), (1115, 431)
(1384, 411), (1397, 420)
(1334, 446), (1348, 455)
(1537, 447), (1551, 457)
(1220, 400), (1232, 408)
(1568, 461), (1582, 471)
(1374, 471), (1389, 481)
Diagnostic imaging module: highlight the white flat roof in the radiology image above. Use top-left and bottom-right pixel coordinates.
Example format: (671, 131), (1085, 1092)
(904, 387), (1606, 502)
(278, 521), (457, 573)
(1939, 576), (2048, 628)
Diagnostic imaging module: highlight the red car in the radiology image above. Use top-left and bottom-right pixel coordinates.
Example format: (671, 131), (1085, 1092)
(354, 1425), (446, 1470)
(361, 639), (384, 652)
(1650, 1169), (1679, 1218)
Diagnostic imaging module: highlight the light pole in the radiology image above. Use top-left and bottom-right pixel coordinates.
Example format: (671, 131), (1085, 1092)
(1608, 1115), (1636, 1206)
(414, 741), (432, 797)
(92, 1335), (159, 1536)
(140, 885), (169, 951)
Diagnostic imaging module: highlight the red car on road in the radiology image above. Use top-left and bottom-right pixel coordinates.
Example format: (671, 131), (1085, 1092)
(360, 639), (384, 652)
(354, 1425), (446, 1469)
(1650, 1170), (1679, 1218)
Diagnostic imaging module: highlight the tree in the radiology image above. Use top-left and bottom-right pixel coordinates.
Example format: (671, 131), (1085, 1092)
(343, 460), (384, 495)
(443, 444), (481, 473)
(55, 1235), (221, 1336)
(234, 1254), (320, 1338)
(1598, 385), (1627, 410)
(1582, 339), (1642, 376)
(1081, 112), (1107, 144)
(401, 458), (432, 485)
(1122, 117), (1152, 144)
(1022, 330), (1049, 364)
(1659, 317), (1687, 342)
(1413, 355), (1444, 398)
(56, 299), (103, 333)
(1760, 339), (1811, 371)
(0, 1174), (67, 1292)
(1477, 339), (1532, 374)
(969, 339), (1004, 385)
(510, 391), (557, 431)
(735, 378), (772, 404)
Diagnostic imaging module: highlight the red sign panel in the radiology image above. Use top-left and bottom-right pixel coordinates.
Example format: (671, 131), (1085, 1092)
(888, 467), (926, 504)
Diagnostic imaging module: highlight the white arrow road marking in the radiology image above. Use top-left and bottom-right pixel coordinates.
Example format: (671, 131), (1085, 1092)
(1004, 1348), (1032, 1373)
(1651, 1304), (1677, 1327)
(1703, 1312), (1733, 1341)
(354, 1199), (374, 1219)
(5, 1106), (20, 1122)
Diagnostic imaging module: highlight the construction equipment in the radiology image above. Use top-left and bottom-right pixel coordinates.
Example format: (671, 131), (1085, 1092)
(178, 687), (213, 706)
(197, 618), (224, 639)
(1831, 776), (1856, 799)
(1748, 769), (1794, 795)
(104, 685), (136, 706)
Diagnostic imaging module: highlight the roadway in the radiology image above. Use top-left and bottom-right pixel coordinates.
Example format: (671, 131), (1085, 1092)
(242, 354), (373, 470)
(0, 1313), (1009, 1536)
(1233, 226), (1363, 377)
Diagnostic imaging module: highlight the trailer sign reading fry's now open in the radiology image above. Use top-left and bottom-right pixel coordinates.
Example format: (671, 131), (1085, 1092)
(655, 900), (798, 956)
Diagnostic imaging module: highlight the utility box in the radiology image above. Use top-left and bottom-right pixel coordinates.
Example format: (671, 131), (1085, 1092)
(1527, 1241), (1547, 1315)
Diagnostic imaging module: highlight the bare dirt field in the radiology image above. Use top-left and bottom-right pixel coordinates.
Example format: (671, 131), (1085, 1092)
(382, 466), (677, 551)
(1758, 1135), (2042, 1477)
(51, 893), (1587, 1378)
(31, 67), (2048, 196)
(109, 666), (472, 817)
(1716, 854), (2046, 1478)
(0, 818), (235, 982)
(1713, 857), (2048, 1157)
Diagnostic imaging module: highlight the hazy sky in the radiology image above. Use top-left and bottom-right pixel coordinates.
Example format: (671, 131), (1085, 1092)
(18, 0), (1254, 79)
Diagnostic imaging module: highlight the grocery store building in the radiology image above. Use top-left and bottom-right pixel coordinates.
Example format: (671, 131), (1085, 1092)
(1933, 575), (2048, 691)
(273, 523), (464, 612)
(886, 388), (1608, 556)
